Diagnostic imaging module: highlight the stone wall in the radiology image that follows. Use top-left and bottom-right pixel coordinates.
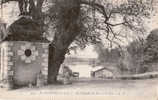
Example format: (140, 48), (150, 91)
(0, 41), (49, 87)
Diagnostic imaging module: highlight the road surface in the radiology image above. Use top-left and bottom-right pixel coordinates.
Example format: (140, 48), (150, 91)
(0, 78), (158, 100)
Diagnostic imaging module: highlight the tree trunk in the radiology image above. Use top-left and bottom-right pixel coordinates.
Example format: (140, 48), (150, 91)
(48, 0), (81, 84)
(48, 27), (80, 83)
(48, 43), (67, 83)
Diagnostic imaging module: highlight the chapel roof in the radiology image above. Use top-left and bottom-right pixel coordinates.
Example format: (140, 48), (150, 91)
(1, 17), (50, 43)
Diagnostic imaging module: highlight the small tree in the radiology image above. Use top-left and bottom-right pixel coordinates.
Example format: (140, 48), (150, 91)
(126, 38), (145, 73)
(141, 29), (158, 72)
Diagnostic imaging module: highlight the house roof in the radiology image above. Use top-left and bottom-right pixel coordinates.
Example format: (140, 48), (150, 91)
(1, 17), (50, 43)
(92, 67), (113, 73)
(93, 67), (106, 73)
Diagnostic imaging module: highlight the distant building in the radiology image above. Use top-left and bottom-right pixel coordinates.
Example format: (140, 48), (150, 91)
(91, 67), (114, 79)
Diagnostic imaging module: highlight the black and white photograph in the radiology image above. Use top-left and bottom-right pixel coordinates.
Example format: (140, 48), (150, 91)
(0, 0), (158, 100)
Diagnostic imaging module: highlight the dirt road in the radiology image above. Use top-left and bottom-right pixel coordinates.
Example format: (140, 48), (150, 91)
(0, 78), (158, 100)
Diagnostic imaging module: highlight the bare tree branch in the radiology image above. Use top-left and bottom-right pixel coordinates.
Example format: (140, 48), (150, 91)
(80, 0), (109, 21)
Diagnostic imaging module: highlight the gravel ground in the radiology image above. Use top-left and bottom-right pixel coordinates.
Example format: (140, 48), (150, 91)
(0, 78), (158, 100)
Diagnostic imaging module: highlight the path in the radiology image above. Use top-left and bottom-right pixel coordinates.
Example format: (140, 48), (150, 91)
(0, 78), (158, 100)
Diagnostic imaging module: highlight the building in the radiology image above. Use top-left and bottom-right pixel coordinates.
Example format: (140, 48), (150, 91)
(91, 67), (114, 79)
(0, 20), (50, 89)
(0, 41), (49, 87)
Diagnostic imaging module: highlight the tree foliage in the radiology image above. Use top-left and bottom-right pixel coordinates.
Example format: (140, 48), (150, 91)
(143, 29), (158, 63)
(126, 38), (145, 73)
(75, 0), (155, 48)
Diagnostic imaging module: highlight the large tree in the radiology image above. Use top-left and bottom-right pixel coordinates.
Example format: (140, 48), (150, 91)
(0, 0), (156, 83)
